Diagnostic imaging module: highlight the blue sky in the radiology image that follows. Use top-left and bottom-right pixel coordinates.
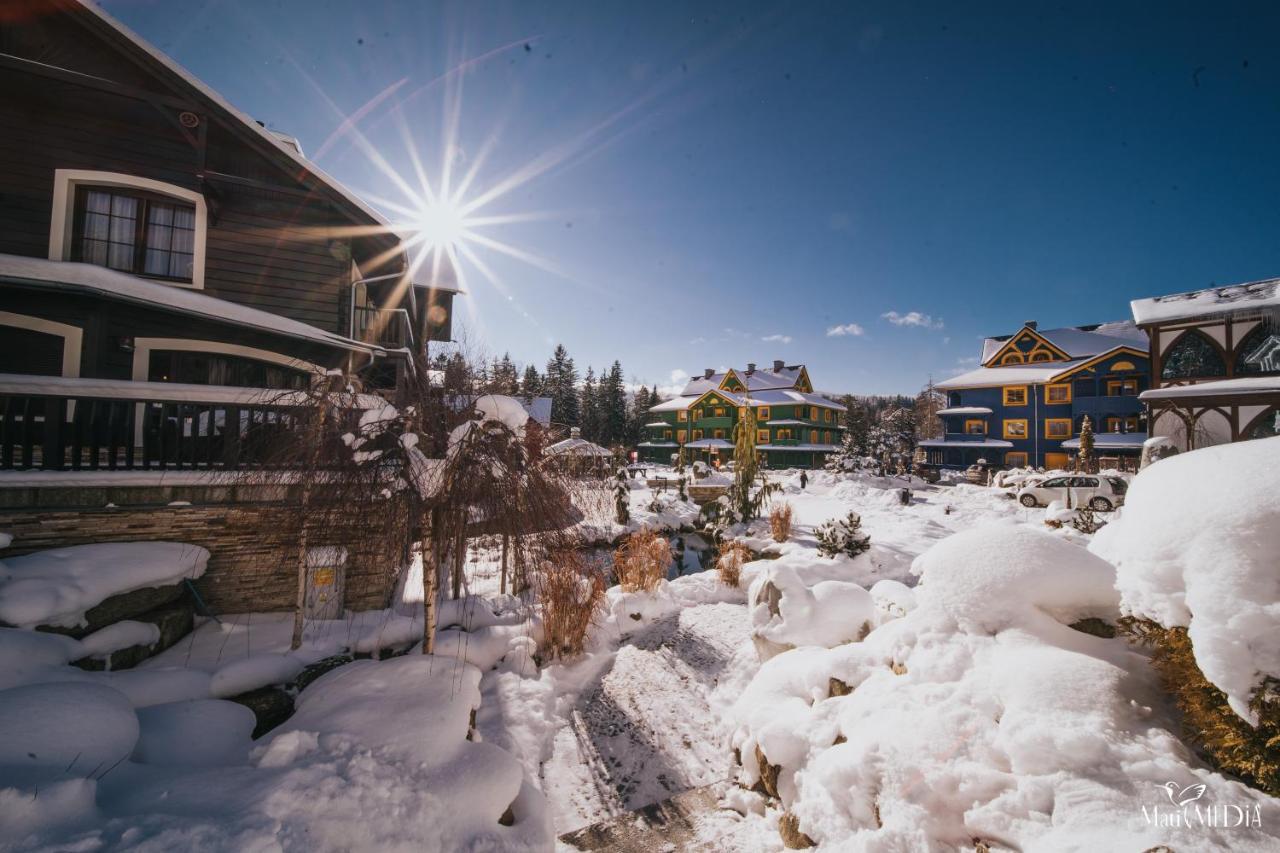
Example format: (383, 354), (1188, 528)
(102, 0), (1280, 395)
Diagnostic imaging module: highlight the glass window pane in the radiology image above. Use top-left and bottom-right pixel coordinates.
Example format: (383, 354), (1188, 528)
(170, 225), (194, 254)
(82, 240), (107, 265)
(111, 194), (138, 218)
(147, 221), (173, 252)
(172, 206), (195, 229)
(85, 190), (111, 214)
(83, 212), (109, 240)
(144, 248), (168, 276)
(108, 213), (135, 244)
(148, 203), (174, 226)
(107, 242), (133, 269)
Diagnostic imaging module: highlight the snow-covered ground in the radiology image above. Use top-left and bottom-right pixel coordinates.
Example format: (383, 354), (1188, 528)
(3, 443), (1279, 851)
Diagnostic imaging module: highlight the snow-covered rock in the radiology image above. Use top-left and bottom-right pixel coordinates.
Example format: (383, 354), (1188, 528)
(0, 542), (208, 629)
(0, 681), (139, 787)
(133, 699), (256, 767)
(1091, 436), (1280, 722)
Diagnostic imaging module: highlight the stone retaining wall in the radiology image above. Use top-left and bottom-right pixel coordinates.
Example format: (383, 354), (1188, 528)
(0, 495), (405, 614)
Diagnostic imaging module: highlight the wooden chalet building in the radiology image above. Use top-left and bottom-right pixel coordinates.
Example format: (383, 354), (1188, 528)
(928, 321), (1150, 470)
(637, 360), (844, 469)
(0, 1), (466, 615)
(1132, 277), (1280, 449)
(0, 0), (457, 475)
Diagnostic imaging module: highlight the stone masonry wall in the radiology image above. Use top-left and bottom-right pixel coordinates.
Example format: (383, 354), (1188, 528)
(0, 498), (406, 614)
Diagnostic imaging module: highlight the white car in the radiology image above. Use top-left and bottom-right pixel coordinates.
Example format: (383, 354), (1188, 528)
(1016, 475), (1128, 511)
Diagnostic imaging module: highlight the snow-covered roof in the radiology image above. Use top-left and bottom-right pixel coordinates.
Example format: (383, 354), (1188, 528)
(0, 372), (386, 408)
(757, 443), (839, 451)
(1131, 277), (1280, 325)
(936, 363), (1085, 390)
(765, 419), (811, 426)
(680, 364), (806, 397)
(636, 441), (677, 448)
(1139, 376), (1280, 402)
(0, 254), (378, 355)
(937, 406), (993, 416)
(685, 438), (734, 449)
(644, 421), (669, 428)
(980, 322), (1148, 364)
(1062, 432), (1148, 450)
(545, 437), (612, 457)
(751, 389), (843, 409)
(522, 397), (552, 427)
(918, 438), (1014, 448)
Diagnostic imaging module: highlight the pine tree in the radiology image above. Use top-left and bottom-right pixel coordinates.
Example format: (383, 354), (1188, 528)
(545, 344), (579, 427)
(489, 352), (518, 395)
(580, 367), (600, 441)
(627, 385), (652, 446)
(602, 361), (627, 447)
(844, 397), (871, 457)
(520, 364), (541, 402)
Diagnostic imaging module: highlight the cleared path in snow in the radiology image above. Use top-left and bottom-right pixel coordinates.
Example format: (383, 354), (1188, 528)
(542, 600), (758, 835)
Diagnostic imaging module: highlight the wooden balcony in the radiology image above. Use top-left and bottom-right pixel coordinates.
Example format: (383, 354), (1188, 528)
(0, 374), (379, 472)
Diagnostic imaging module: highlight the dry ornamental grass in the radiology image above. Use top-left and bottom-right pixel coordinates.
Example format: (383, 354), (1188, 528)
(716, 540), (753, 588)
(533, 549), (607, 660)
(770, 502), (794, 542)
(612, 527), (672, 592)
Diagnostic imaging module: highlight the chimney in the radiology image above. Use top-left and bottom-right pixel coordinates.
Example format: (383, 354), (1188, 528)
(1025, 321), (1038, 331)
(746, 362), (756, 375)
(570, 426), (581, 439)
(703, 368), (714, 379)
(772, 360), (784, 371)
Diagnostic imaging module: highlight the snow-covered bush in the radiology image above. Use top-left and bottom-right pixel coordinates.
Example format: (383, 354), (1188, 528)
(813, 511), (870, 558)
(1092, 436), (1280, 792)
(533, 550), (606, 660)
(612, 527), (671, 592)
(729, 524), (1280, 850)
(769, 502), (793, 543)
(716, 540), (752, 589)
(746, 562), (876, 660)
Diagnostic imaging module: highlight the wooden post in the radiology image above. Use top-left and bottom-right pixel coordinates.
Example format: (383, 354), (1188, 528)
(500, 533), (510, 596)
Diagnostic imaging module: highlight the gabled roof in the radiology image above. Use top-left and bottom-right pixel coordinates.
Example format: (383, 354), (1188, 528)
(74, 1), (397, 252)
(979, 322), (1148, 364)
(679, 363), (809, 397)
(938, 344), (1147, 390)
(1130, 277), (1280, 325)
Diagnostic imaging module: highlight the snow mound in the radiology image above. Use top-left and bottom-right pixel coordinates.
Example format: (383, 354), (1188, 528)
(730, 524), (1280, 850)
(0, 681), (138, 787)
(913, 523), (1120, 633)
(134, 699), (256, 767)
(1091, 436), (1280, 721)
(0, 628), (84, 690)
(210, 654), (305, 698)
(80, 620), (161, 659)
(748, 562), (876, 654)
(0, 542), (209, 629)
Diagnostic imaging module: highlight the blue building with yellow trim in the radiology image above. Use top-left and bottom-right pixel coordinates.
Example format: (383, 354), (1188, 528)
(926, 321), (1150, 470)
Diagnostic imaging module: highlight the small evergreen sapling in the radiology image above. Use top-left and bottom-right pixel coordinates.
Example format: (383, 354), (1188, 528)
(814, 511), (871, 558)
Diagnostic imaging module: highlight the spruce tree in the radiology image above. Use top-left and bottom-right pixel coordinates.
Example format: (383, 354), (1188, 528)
(844, 397), (871, 458)
(603, 361), (627, 446)
(545, 344), (580, 427)
(520, 364), (541, 402)
(490, 352), (518, 395)
(1078, 415), (1098, 473)
(580, 367), (600, 441)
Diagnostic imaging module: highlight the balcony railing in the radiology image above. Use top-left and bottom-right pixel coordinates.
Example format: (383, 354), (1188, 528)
(0, 374), (377, 472)
(353, 305), (415, 350)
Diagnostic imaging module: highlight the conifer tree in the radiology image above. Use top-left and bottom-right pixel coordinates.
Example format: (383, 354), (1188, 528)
(602, 361), (627, 446)
(545, 344), (580, 427)
(489, 352), (518, 395)
(731, 402), (760, 520)
(580, 367), (600, 441)
(1077, 415), (1098, 473)
(520, 364), (541, 402)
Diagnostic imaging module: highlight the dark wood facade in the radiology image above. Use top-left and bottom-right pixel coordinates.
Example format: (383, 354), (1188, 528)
(0, 0), (454, 385)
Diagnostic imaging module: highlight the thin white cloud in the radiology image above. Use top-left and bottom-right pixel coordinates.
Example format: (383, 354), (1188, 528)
(882, 310), (944, 330)
(762, 333), (792, 344)
(689, 336), (708, 345)
(653, 368), (690, 398)
(826, 323), (865, 337)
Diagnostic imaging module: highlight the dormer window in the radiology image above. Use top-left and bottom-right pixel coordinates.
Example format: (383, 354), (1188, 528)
(73, 187), (195, 281)
(49, 170), (208, 289)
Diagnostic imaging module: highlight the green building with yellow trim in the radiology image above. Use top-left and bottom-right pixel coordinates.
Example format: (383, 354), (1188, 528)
(637, 360), (844, 469)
